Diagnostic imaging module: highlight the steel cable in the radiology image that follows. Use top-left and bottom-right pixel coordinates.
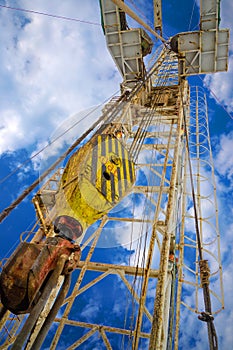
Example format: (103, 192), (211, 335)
(0, 47), (169, 224)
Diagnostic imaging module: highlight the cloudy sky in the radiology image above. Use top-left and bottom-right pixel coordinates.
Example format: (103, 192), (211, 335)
(0, 0), (233, 349)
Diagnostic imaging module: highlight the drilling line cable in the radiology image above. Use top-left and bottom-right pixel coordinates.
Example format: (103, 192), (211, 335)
(127, 242), (142, 349)
(131, 86), (169, 161)
(123, 154), (159, 350)
(129, 53), (178, 346)
(127, 205), (149, 347)
(128, 214), (150, 347)
(181, 87), (218, 350)
(125, 147), (160, 350)
(122, 196), (137, 350)
(106, 48), (169, 131)
(131, 78), (170, 161)
(129, 50), (172, 159)
(147, 44), (164, 70)
(127, 106), (164, 312)
(134, 51), (178, 158)
(130, 96), (159, 161)
(129, 226), (149, 349)
(135, 119), (175, 350)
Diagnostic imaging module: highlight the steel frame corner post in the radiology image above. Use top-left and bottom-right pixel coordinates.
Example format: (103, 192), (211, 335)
(149, 82), (186, 350)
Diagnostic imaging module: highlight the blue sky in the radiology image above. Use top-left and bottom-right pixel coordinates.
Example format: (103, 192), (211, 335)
(0, 0), (233, 349)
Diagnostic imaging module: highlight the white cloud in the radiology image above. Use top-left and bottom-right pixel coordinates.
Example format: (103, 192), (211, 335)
(0, 0), (121, 155)
(32, 105), (103, 172)
(80, 297), (100, 320)
(203, 0), (233, 111)
(209, 130), (233, 348)
(0, 1), (232, 349)
(204, 57), (233, 112)
(0, 109), (25, 152)
(214, 131), (233, 185)
(219, 0), (233, 43)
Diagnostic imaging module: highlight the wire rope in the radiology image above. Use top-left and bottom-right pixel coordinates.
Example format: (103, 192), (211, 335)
(125, 57), (177, 348)
(120, 193), (138, 349)
(0, 3), (226, 348)
(0, 46), (170, 224)
(0, 4), (100, 26)
(188, 0), (197, 31)
(129, 50), (172, 159)
(124, 190), (151, 349)
(126, 50), (179, 349)
(0, 105), (111, 224)
(122, 125), (162, 348)
(122, 79), (168, 349)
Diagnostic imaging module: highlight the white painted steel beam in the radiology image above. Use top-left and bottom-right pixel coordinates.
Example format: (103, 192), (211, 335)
(170, 0), (229, 75)
(154, 0), (162, 35)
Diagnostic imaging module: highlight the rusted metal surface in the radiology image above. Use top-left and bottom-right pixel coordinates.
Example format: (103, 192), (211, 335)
(11, 255), (68, 350)
(26, 274), (71, 350)
(0, 237), (81, 314)
(0, 242), (41, 314)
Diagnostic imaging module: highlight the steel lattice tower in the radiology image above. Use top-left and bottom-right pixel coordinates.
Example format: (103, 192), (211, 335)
(0, 1), (229, 349)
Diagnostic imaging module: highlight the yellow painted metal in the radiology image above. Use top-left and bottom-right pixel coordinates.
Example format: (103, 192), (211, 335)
(55, 133), (135, 231)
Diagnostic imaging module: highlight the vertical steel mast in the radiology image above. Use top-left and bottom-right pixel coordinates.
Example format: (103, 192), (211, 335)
(0, 1), (229, 349)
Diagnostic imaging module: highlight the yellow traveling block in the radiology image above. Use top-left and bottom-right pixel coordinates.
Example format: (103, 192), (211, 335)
(55, 134), (135, 231)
